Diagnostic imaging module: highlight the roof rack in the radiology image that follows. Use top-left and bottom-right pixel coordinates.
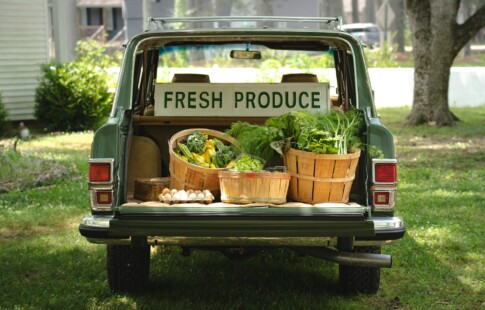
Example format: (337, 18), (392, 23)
(148, 16), (342, 31)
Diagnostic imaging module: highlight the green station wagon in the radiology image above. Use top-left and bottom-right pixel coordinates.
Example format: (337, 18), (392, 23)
(79, 16), (405, 294)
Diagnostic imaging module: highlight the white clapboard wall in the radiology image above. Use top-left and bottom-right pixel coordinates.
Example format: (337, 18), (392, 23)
(0, 0), (50, 121)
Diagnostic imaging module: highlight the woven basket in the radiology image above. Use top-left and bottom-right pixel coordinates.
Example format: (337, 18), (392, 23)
(284, 148), (361, 204)
(219, 171), (291, 204)
(134, 177), (170, 201)
(169, 128), (236, 198)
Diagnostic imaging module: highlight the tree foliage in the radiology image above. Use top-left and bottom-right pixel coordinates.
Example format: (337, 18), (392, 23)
(35, 40), (118, 132)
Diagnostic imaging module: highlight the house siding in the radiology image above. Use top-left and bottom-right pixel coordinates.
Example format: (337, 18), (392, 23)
(0, 0), (50, 121)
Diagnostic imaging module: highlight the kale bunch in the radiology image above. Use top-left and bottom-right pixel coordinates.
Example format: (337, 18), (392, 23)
(186, 130), (207, 154)
(212, 138), (235, 168)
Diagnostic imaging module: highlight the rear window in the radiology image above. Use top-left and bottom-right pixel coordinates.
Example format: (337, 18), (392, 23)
(156, 43), (336, 84)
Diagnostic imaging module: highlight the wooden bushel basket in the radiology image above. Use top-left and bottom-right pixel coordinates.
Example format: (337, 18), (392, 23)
(284, 148), (361, 204)
(219, 171), (291, 204)
(169, 128), (236, 198)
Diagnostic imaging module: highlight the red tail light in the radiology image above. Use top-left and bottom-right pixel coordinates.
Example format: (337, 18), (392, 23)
(373, 160), (397, 184)
(88, 159), (113, 183)
(88, 159), (114, 210)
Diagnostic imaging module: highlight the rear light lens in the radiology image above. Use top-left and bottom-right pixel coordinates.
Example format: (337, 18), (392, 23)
(96, 190), (113, 205)
(374, 191), (390, 205)
(88, 159), (115, 211)
(89, 160), (113, 183)
(373, 159), (397, 184)
(90, 190), (114, 210)
(375, 163), (397, 183)
(372, 190), (396, 210)
(372, 159), (397, 211)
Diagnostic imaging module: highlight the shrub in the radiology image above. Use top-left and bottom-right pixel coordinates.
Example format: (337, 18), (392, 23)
(34, 39), (119, 132)
(0, 92), (9, 136)
(35, 62), (112, 131)
(364, 40), (399, 68)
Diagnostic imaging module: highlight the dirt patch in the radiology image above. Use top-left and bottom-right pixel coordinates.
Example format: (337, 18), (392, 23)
(396, 136), (485, 162)
(0, 161), (69, 193)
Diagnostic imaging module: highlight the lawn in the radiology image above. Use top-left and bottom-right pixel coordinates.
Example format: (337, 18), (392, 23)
(0, 107), (484, 309)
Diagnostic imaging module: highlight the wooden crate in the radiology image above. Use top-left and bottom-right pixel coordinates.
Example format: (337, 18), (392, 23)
(284, 148), (361, 204)
(219, 171), (291, 204)
(169, 128), (236, 198)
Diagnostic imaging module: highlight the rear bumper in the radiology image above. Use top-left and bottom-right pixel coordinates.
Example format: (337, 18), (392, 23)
(79, 210), (405, 244)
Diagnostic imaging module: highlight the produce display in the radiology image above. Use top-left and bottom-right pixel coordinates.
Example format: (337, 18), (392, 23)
(227, 109), (383, 164)
(176, 130), (236, 169)
(160, 110), (381, 206)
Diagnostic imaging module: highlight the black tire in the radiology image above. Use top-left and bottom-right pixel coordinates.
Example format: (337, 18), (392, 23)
(107, 244), (150, 293)
(339, 246), (381, 294)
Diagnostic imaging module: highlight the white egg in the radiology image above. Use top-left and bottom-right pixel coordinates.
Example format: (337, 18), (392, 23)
(178, 190), (188, 200)
(173, 192), (181, 201)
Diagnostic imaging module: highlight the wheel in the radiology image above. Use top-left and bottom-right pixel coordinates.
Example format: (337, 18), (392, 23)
(339, 246), (381, 294)
(107, 244), (150, 293)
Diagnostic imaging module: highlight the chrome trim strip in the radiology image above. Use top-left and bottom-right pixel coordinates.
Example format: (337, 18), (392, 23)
(80, 215), (405, 231)
(81, 215), (112, 228)
(372, 216), (404, 230)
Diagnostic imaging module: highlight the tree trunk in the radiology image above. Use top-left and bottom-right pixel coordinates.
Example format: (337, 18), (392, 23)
(259, 0), (274, 27)
(390, 0), (405, 52)
(462, 0), (473, 57)
(406, 0), (485, 126)
(409, 54), (456, 126)
(365, 0), (376, 23)
(352, 0), (359, 23)
(321, 0), (344, 19)
(406, 0), (456, 126)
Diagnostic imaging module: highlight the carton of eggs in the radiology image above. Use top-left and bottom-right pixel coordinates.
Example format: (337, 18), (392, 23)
(158, 188), (214, 204)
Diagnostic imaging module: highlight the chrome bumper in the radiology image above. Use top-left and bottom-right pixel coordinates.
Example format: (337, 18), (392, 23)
(79, 214), (405, 246)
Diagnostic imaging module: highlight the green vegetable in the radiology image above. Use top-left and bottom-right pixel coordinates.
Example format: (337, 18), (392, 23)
(186, 130), (207, 154)
(298, 128), (339, 154)
(178, 142), (192, 159)
(212, 138), (226, 152)
(314, 109), (363, 154)
(228, 109), (377, 158)
(211, 138), (237, 168)
(231, 154), (264, 172)
(226, 122), (280, 165)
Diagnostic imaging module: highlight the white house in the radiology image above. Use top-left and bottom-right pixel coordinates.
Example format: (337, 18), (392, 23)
(0, 0), (51, 121)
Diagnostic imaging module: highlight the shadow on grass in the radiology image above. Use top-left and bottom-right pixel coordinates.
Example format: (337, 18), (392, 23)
(146, 247), (340, 306)
(383, 235), (484, 309)
(1, 230), (483, 309)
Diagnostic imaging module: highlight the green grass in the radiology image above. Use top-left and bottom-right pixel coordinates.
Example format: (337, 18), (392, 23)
(1, 108), (484, 309)
(376, 107), (485, 308)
